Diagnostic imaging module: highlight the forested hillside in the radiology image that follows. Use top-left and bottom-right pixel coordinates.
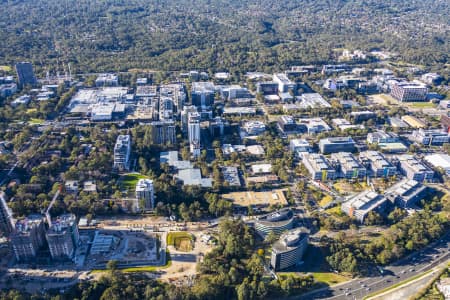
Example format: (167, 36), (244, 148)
(0, 0), (448, 73)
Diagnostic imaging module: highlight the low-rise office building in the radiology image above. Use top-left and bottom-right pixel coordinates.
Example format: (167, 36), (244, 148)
(278, 115), (298, 133)
(384, 179), (428, 208)
(298, 118), (331, 135)
(330, 152), (366, 179)
(401, 115), (426, 128)
(297, 93), (331, 109)
(273, 73), (296, 93)
(350, 110), (376, 123)
(411, 129), (450, 146)
(271, 228), (309, 271)
(243, 121), (266, 136)
(289, 139), (311, 156)
(396, 155), (434, 182)
(359, 151), (396, 177)
(367, 131), (399, 144)
(319, 137), (356, 154)
(424, 153), (450, 175)
(302, 153), (336, 181)
(341, 191), (389, 223)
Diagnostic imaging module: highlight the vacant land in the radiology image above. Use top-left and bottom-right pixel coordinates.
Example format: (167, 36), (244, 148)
(222, 189), (288, 207)
(334, 181), (367, 195)
(167, 232), (193, 252)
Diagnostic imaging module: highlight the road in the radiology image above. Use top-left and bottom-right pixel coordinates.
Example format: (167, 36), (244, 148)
(293, 232), (450, 300)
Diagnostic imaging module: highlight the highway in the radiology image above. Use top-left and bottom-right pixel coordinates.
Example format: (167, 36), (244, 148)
(293, 232), (450, 300)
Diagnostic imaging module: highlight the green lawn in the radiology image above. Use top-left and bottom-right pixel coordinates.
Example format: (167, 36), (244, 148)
(325, 205), (344, 216)
(0, 66), (11, 72)
(311, 272), (350, 285)
(408, 102), (436, 108)
(319, 195), (333, 207)
(26, 108), (37, 114)
(121, 173), (149, 191)
(29, 118), (45, 125)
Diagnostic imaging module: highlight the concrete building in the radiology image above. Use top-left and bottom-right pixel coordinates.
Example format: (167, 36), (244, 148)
(390, 81), (428, 102)
(359, 151), (396, 178)
(396, 155), (434, 182)
(278, 115), (297, 133)
(289, 139), (311, 155)
(350, 111), (376, 123)
(11, 215), (45, 261)
(176, 168), (212, 188)
(191, 82), (215, 108)
(15, 62), (37, 87)
(424, 153), (450, 175)
(388, 117), (409, 129)
(150, 121), (176, 145)
(297, 118), (331, 135)
(298, 93), (331, 109)
(255, 209), (295, 238)
(401, 115), (426, 129)
(135, 179), (155, 211)
(218, 85), (252, 100)
(411, 129), (449, 146)
(332, 118), (364, 131)
(273, 73), (296, 93)
(209, 117), (227, 137)
(302, 153), (336, 181)
(95, 73), (119, 87)
(384, 179), (428, 208)
(222, 166), (241, 187)
(243, 121), (266, 136)
(0, 193), (14, 236)
(46, 214), (79, 260)
(367, 131), (398, 144)
(421, 73), (442, 85)
(322, 64), (352, 75)
(330, 152), (366, 179)
(319, 137), (356, 154)
(378, 142), (408, 154)
(341, 191), (389, 223)
(113, 135), (131, 171)
(271, 228), (309, 271)
(0, 83), (17, 98)
(256, 82), (279, 95)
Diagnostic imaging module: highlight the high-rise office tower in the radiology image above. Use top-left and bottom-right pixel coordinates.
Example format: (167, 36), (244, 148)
(15, 62), (37, 88)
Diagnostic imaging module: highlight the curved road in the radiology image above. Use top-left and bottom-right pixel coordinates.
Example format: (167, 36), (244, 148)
(292, 232), (450, 300)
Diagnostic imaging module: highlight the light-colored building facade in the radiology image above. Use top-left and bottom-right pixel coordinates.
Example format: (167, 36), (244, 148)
(135, 179), (155, 211)
(113, 135), (131, 171)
